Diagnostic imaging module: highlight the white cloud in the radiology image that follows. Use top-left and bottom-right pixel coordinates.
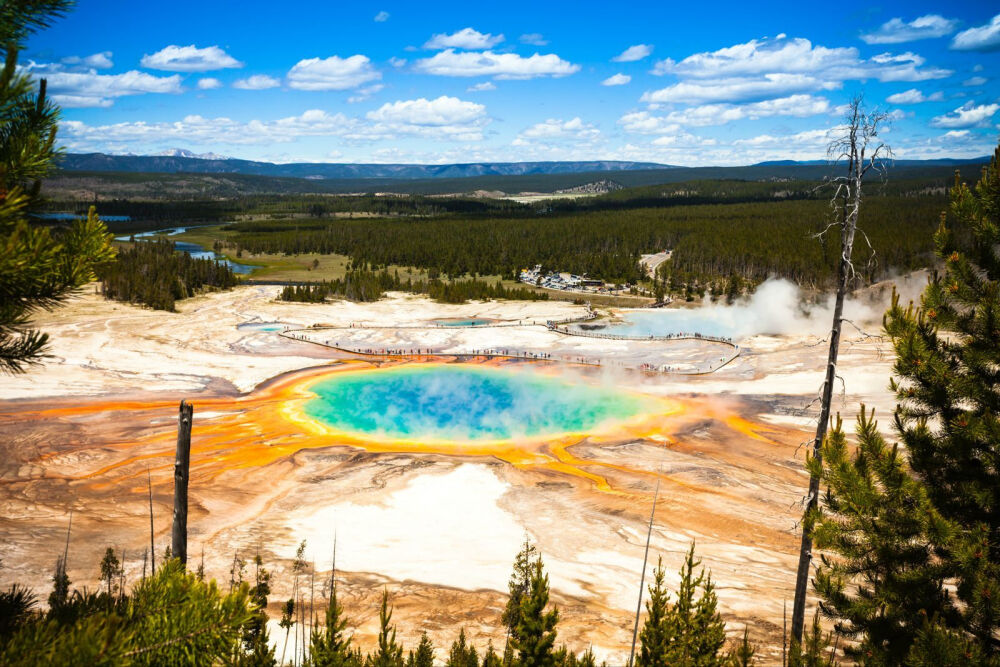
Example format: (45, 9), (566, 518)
(424, 28), (504, 50)
(197, 77), (222, 90)
(374, 10), (389, 22)
(367, 96), (484, 126)
(642, 73), (836, 104)
(621, 94), (831, 131)
(520, 33), (547, 46)
(140, 45), (242, 72)
(31, 67), (183, 107)
(61, 100), (491, 153)
(951, 14), (1000, 51)
(467, 81), (496, 91)
(414, 49), (579, 79)
(389, 57), (407, 68)
(232, 74), (280, 90)
(346, 84), (384, 103)
(613, 44), (653, 62)
(61, 51), (113, 69)
(652, 36), (949, 82)
(861, 15), (958, 44)
(602, 73), (631, 86)
(286, 55), (381, 91)
(516, 117), (600, 141)
(930, 102), (1000, 128)
(963, 76), (988, 86)
(886, 88), (943, 103)
(644, 36), (950, 103)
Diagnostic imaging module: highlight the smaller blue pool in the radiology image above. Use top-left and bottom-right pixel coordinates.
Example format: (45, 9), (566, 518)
(237, 322), (286, 332)
(432, 318), (496, 327)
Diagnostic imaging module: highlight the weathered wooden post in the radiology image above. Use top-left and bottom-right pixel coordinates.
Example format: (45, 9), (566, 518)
(172, 400), (193, 565)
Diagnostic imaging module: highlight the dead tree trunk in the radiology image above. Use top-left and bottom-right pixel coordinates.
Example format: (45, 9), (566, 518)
(172, 400), (193, 566)
(790, 97), (891, 643)
(147, 467), (156, 575)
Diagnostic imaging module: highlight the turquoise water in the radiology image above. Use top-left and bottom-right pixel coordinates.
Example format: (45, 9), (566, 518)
(571, 310), (736, 338)
(238, 322), (285, 332)
(433, 318), (494, 327)
(303, 365), (652, 441)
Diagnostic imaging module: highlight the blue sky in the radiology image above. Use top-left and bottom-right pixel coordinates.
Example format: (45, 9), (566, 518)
(22, 0), (1000, 165)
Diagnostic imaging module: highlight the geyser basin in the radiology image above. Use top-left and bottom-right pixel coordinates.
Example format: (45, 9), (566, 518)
(301, 364), (656, 442)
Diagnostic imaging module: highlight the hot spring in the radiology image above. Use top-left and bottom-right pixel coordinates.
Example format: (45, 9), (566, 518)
(300, 364), (657, 442)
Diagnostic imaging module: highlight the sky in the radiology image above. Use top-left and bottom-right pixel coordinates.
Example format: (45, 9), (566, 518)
(21, 0), (1000, 166)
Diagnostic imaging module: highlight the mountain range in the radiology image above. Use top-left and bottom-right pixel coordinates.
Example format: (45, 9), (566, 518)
(58, 153), (675, 180)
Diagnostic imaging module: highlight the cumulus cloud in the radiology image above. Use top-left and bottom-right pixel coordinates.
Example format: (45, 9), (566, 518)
(963, 76), (988, 86)
(951, 14), (1000, 51)
(346, 84), (384, 103)
(467, 81), (496, 91)
(861, 15), (958, 44)
(61, 51), (113, 68)
(388, 57), (407, 68)
(61, 99), (491, 153)
(886, 88), (943, 103)
(374, 10), (389, 22)
(515, 117), (600, 142)
(644, 36), (950, 103)
(27, 67), (183, 107)
(612, 44), (653, 62)
(286, 55), (381, 90)
(642, 73), (836, 104)
(413, 49), (579, 79)
(930, 102), (1000, 128)
(140, 45), (242, 72)
(367, 96), (484, 125)
(621, 95), (830, 131)
(197, 77), (222, 90)
(520, 33), (547, 46)
(233, 74), (280, 90)
(602, 73), (631, 86)
(424, 28), (504, 50)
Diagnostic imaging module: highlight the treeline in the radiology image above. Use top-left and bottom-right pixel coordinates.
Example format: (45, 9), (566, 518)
(279, 270), (548, 304)
(0, 537), (783, 666)
(99, 239), (237, 311)
(229, 195), (948, 287)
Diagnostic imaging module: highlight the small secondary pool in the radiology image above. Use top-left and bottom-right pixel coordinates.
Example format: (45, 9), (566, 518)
(432, 318), (496, 327)
(237, 322), (286, 332)
(302, 365), (655, 442)
(570, 309), (738, 339)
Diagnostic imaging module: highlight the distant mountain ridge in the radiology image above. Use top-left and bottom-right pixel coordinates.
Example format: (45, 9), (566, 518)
(58, 153), (675, 180)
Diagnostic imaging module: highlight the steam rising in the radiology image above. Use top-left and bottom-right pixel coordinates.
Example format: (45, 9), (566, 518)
(615, 275), (927, 340)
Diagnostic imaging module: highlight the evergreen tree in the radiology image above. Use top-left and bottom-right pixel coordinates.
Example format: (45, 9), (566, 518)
(0, 559), (252, 666)
(809, 145), (1000, 662)
(637, 557), (673, 667)
(808, 412), (954, 663)
(47, 554), (70, 615)
(728, 627), (756, 667)
(99, 547), (121, 598)
(0, 1), (115, 373)
(406, 632), (434, 667)
(512, 558), (559, 667)
(446, 627), (479, 667)
(664, 544), (727, 667)
(502, 539), (538, 649)
(308, 581), (356, 667)
(481, 640), (502, 667)
(788, 610), (838, 667)
(236, 553), (276, 666)
(368, 588), (404, 667)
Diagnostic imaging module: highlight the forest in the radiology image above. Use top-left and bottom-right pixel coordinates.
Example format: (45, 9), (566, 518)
(278, 270), (548, 304)
(99, 239), (238, 311)
(227, 194), (949, 288)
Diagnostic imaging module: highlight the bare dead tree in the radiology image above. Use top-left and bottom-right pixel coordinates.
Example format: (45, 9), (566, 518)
(790, 95), (892, 643)
(627, 476), (660, 667)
